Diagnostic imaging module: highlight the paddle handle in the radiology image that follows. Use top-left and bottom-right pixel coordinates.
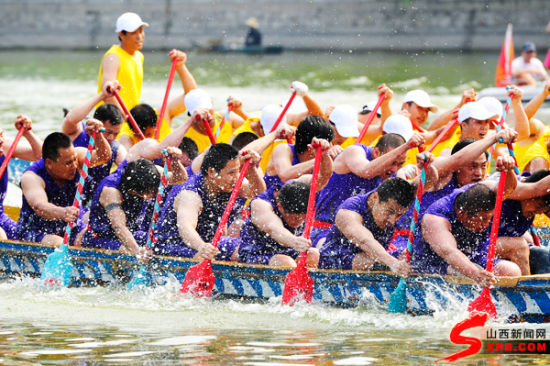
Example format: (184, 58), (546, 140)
(145, 152), (172, 250)
(62, 130), (99, 246)
(113, 89), (146, 140)
(303, 144), (323, 240)
(211, 159), (251, 248)
(411, 120), (425, 133)
(356, 93), (385, 144)
(154, 58), (178, 140)
(269, 91), (296, 133)
(215, 103), (233, 139)
(0, 126), (26, 181)
(203, 120), (217, 145)
(427, 119), (458, 153)
(486, 170), (507, 273)
(404, 157), (427, 263)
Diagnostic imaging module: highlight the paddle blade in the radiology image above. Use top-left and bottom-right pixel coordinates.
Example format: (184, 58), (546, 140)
(40, 244), (73, 287)
(180, 260), (215, 298)
(387, 278), (408, 313)
(468, 288), (497, 319)
(126, 264), (150, 290)
(282, 263), (314, 305)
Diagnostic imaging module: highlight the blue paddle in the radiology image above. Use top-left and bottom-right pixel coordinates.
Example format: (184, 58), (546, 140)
(41, 129), (100, 286)
(127, 151), (171, 289)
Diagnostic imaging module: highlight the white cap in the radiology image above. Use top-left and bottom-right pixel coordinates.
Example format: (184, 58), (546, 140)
(260, 104), (286, 134)
(383, 114), (413, 141)
(359, 102), (382, 117)
(403, 90), (438, 112)
(115, 12), (149, 33)
(458, 101), (498, 123)
(184, 89), (213, 116)
(329, 105), (359, 138)
(478, 97), (502, 121)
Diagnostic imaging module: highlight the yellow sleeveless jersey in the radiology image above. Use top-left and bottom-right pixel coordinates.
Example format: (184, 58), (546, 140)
(185, 113), (233, 153)
(515, 127), (550, 172)
(97, 45), (143, 110)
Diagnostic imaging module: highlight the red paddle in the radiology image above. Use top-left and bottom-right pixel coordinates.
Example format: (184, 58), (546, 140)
(203, 120), (217, 145)
(282, 143), (322, 305)
(180, 158), (251, 297)
(112, 89), (146, 140)
(427, 119), (459, 152)
(269, 91), (296, 134)
(154, 57), (178, 140)
(356, 91), (385, 144)
(0, 125), (26, 181)
(410, 120), (426, 133)
(467, 170), (507, 319)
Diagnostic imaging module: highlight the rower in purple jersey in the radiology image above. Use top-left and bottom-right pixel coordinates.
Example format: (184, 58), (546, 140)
(392, 129), (519, 252)
(81, 158), (165, 261)
(238, 139), (332, 267)
(0, 115), (42, 239)
(154, 143), (266, 261)
(317, 178), (415, 277)
(412, 157), (521, 287)
(311, 132), (425, 245)
(264, 115), (334, 191)
(62, 81), (127, 205)
(17, 124), (111, 245)
(495, 170), (550, 275)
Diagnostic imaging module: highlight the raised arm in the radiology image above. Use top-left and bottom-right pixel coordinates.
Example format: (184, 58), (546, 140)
(271, 143), (314, 182)
(342, 133), (424, 179)
(428, 89), (476, 130)
(286, 81), (324, 125)
(80, 120), (112, 168)
(524, 79), (550, 120)
(63, 81), (120, 139)
(99, 54), (121, 108)
(11, 115), (42, 161)
(239, 150), (266, 199)
(166, 50), (197, 124)
(508, 85), (530, 140)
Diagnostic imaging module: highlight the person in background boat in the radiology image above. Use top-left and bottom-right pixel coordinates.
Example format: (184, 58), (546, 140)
(511, 42), (549, 86)
(317, 177), (418, 276)
(265, 115), (335, 191)
(412, 156), (521, 287)
(81, 152), (183, 261)
(312, 130), (425, 245)
(238, 138), (333, 268)
(62, 81), (126, 205)
(117, 50), (198, 150)
(515, 79), (550, 173)
(97, 12), (147, 112)
(0, 115), (42, 240)
(153, 143), (265, 261)
(17, 124), (111, 245)
(245, 17), (262, 47)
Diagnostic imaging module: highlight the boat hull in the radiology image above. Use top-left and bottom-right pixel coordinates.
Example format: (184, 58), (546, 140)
(479, 86), (550, 103)
(1, 240), (549, 322)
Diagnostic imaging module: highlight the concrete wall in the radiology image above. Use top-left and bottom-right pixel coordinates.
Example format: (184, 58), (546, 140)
(1, 0), (549, 51)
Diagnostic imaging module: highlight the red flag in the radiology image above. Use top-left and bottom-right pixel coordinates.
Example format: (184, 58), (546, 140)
(495, 24), (514, 87)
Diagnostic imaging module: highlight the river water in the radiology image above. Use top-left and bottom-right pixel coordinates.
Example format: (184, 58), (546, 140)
(0, 50), (549, 364)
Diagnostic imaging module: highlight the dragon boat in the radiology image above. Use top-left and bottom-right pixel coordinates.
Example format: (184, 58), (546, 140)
(1, 239), (549, 323)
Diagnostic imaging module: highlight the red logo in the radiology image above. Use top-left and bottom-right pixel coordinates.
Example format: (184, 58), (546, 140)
(437, 313), (489, 363)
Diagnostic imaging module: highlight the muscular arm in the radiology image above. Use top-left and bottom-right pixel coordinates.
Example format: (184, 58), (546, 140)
(509, 175), (550, 200)
(82, 130), (112, 168)
(100, 54), (120, 107)
(524, 80), (550, 120)
(250, 199), (302, 249)
(341, 142), (409, 178)
(20, 172), (69, 220)
(421, 214), (485, 281)
(335, 209), (400, 268)
(174, 190), (207, 250)
(240, 163), (266, 199)
(271, 143), (314, 182)
(10, 131), (42, 161)
(62, 93), (103, 139)
(99, 187), (141, 255)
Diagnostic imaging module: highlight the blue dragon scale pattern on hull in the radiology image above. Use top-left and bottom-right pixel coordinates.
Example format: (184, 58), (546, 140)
(0, 240), (549, 323)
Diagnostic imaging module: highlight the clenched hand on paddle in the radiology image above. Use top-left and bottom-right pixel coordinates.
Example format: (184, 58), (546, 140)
(0, 115), (37, 181)
(180, 150), (261, 297)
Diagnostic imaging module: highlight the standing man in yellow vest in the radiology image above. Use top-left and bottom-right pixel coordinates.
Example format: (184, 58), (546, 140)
(97, 12), (148, 110)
